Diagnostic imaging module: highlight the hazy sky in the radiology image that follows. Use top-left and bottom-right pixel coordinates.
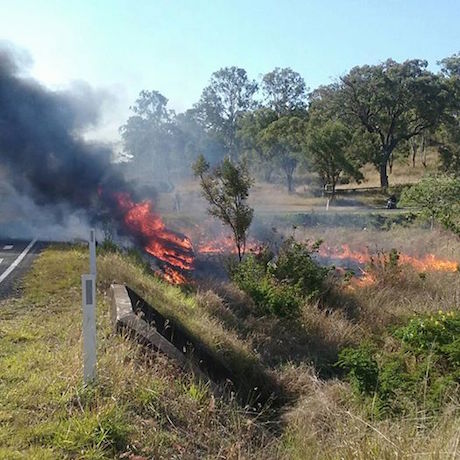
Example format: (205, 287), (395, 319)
(1, 0), (459, 140)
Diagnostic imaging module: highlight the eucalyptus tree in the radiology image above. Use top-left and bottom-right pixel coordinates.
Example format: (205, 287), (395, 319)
(259, 116), (306, 193)
(337, 59), (449, 187)
(174, 109), (226, 169)
(193, 155), (254, 261)
(120, 90), (176, 184)
(306, 118), (363, 196)
(437, 52), (460, 175)
(261, 67), (308, 116)
(194, 67), (258, 161)
(237, 108), (278, 180)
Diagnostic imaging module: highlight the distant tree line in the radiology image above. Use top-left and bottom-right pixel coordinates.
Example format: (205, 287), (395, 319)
(120, 53), (460, 192)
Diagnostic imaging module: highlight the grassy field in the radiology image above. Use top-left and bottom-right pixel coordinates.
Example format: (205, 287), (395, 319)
(155, 149), (440, 219)
(1, 222), (459, 458)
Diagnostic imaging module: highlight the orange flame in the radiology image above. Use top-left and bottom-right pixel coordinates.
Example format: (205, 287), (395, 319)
(319, 244), (370, 264)
(196, 234), (261, 255)
(398, 253), (458, 272)
(321, 244), (458, 289)
(115, 192), (194, 283)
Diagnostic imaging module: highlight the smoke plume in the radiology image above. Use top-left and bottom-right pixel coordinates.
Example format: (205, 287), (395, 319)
(0, 43), (126, 214)
(0, 43), (196, 282)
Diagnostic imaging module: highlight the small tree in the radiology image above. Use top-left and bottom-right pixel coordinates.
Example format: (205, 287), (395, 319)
(193, 155), (254, 261)
(400, 176), (460, 235)
(259, 116), (306, 193)
(306, 119), (364, 196)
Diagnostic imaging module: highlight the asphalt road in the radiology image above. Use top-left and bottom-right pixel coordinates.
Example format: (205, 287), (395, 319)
(0, 239), (44, 300)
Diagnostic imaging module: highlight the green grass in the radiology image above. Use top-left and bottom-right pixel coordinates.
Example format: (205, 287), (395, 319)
(0, 247), (274, 459)
(1, 239), (458, 459)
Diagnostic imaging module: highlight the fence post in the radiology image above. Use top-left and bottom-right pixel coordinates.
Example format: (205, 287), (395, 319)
(82, 274), (97, 383)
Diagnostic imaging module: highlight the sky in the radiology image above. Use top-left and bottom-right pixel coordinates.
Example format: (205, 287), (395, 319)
(1, 0), (459, 141)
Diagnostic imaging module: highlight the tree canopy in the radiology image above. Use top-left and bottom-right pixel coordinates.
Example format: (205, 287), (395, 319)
(194, 67), (258, 161)
(261, 67), (308, 116)
(306, 118), (363, 195)
(120, 55), (460, 195)
(336, 59), (449, 187)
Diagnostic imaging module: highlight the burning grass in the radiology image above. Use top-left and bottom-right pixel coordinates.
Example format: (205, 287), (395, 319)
(113, 191), (195, 283)
(0, 232), (458, 459)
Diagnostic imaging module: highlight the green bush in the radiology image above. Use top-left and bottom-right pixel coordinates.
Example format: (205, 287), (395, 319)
(338, 311), (460, 417)
(268, 238), (328, 298)
(395, 311), (460, 367)
(400, 176), (460, 235)
(231, 238), (328, 317)
(337, 345), (379, 394)
(231, 253), (303, 316)
(98, 238), (120, 254)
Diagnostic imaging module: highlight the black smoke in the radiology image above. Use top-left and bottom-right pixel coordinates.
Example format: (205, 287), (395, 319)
(1, 45), (122, 202)
(0, 43), (196, 278)
(0, 43), (138, 236)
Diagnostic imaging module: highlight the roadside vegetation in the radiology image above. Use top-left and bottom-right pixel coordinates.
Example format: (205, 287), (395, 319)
(1, 220), (458, 458)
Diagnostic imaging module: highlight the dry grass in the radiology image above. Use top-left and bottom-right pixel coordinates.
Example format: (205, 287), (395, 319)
(340, 148), (441, 190)
(1, 235), (458, 459)
(0, 247), (276, 459)
(282, 380), (459, 459)
(153, 149), (441, 221)
(97, 251), (281, 402)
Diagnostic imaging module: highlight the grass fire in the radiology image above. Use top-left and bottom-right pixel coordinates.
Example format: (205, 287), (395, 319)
(1, 25), (459, 460)
(114, 191), (194, 283)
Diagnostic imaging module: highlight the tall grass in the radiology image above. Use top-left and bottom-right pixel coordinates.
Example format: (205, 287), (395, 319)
(1, 236), (458, 459)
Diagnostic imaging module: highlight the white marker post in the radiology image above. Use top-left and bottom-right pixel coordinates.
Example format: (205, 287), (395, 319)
(89, 229), (97, 276)
(82, 274), (97, 383)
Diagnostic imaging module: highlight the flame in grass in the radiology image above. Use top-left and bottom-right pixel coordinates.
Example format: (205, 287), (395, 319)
(398, 253), (458, 273)
(162, 266), (187, 284)
(115, 192), (194, 283)
(352, 269), (377, 289)
(197, 235), (261, 255)
(320, 244), (458, 289)
(319, 244), (370, 265)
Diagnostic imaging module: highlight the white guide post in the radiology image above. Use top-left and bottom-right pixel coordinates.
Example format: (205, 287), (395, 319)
(89, 229), (97, 276)
(82, 274), (97, 383)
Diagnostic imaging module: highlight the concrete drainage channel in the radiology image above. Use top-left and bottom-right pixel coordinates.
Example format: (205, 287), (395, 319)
(110, 284), (234, 389)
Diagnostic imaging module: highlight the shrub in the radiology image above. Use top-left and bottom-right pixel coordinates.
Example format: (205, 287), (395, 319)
(231, 238), (329, 316)
(337, 344), (379, 394)
(395, 311), (460, 367)
(268, 237), (328, 298)
(98, 238), (120, 254)
(400, 176), (460, 235)
(231, 253), (303, 316)
(338, 311), (460, 417)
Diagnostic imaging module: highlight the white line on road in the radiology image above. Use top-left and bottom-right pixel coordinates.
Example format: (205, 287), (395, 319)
(3, 245), (13, 250)
(0, 258), (3, 264)
(0, 239), (37, 284)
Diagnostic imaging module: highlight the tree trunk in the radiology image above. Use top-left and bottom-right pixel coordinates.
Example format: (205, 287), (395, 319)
(236, 242), (243, 262)
(287, 172), (294, 193)
(380, 160), (389, 188)
(264, 165), (273, 182)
